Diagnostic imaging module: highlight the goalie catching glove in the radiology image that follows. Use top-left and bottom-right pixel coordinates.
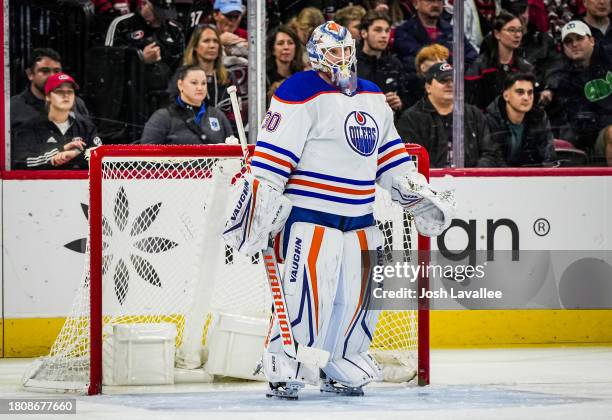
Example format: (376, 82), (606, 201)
(391, 171), (456, 237)
(223, 173), (292, 256)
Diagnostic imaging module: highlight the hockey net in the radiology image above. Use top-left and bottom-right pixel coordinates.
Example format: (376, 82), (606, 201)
(22, 144), (430, 394)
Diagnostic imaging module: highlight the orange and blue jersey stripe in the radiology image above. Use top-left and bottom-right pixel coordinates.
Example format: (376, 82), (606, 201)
(251, 141), (300, 178)
(376, 138), (413, 179)
(286, 170), (376, 205)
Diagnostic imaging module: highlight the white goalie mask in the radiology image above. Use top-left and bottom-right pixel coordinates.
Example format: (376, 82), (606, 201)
(306, 21), (358, 96)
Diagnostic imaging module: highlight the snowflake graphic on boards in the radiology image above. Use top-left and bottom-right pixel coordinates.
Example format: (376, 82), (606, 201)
(64, 186), (178, 304)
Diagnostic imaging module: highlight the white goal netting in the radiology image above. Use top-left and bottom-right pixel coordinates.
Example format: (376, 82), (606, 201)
(23, 145), (426, 394)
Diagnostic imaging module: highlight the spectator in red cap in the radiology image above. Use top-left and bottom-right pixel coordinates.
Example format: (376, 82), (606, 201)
(11, 73), (101, 170)
(10, 48), (90, 134)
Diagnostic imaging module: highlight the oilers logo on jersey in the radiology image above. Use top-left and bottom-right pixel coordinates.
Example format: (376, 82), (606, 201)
(344, 111), (379, 156)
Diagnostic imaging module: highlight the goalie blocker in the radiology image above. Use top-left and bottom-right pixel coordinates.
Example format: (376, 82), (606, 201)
(223, 173), (292, 256)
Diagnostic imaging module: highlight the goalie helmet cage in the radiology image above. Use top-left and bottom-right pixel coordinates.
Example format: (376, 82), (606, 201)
(48, 143), (430, 395)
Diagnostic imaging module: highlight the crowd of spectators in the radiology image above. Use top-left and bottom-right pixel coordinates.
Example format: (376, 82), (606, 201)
(9, 0), (612, 169)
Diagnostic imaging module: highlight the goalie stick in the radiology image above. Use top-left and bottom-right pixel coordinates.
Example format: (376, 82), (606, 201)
(227, 86), (330, 368)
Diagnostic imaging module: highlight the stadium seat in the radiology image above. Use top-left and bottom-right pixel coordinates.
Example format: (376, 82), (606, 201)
(553, 139), (588, 167)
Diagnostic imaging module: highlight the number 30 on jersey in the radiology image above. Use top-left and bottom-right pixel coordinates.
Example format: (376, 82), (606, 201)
(262, 111), (282, 132)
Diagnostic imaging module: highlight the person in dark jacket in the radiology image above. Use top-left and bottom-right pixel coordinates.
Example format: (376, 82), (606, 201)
(90, 0), (138, 45)
(465, 11), (534, 109)
(545, 20), (612, 160)
(582, 0), (612, 45)
(105, 0), (184, 109)
(12, 73), (101, 170)
(356, 11), (405, 113)
(140, 65), (233, 144)
(479, 0), (562, 106)
(393, 0), (478, 72)
(485, 72), (556, 166)
(401, 43), (451, 110)
(397, 62), (502, 167)
(10, 48), (89, 134)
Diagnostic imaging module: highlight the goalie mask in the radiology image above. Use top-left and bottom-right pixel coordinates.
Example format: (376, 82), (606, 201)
(307, 21), (357, 96)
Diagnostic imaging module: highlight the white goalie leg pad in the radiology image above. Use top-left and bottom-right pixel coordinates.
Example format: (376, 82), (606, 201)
(322, 225), (384, 388)
(390, 173), (456, 237)
(263, 222), (343, 385)
(223, 173), (292, 256)
(262, 352), (320, 385)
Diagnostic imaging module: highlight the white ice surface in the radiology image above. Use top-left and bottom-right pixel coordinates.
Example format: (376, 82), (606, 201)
(1, 347), (611, 420)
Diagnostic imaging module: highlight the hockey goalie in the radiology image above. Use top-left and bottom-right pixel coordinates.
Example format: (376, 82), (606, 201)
(224, 21), (455, 400)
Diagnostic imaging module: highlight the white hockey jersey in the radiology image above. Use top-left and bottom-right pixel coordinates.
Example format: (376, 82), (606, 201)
(251, 70), (414, 218)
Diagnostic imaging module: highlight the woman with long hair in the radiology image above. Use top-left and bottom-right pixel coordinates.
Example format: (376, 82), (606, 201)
(266, 25), (305, 105)
(142, 64), (232, 144)
(167, 24), (245, 134)
(12, 72), (100, 169)
(465, 11), (534, 109)
(266, 25), (304, 87)
(169, 25), (229, 106)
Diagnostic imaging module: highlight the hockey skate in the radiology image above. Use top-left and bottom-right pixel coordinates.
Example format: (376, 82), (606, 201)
(319, 373), (364, 397)
(266, 381), (304, 400)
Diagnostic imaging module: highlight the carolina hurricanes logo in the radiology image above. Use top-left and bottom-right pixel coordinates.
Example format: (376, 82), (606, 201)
(131, 30), (145, 40)
(344, 111), (379, 156)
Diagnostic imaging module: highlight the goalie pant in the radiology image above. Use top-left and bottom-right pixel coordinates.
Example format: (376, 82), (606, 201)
(263, 208), (383, 388)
